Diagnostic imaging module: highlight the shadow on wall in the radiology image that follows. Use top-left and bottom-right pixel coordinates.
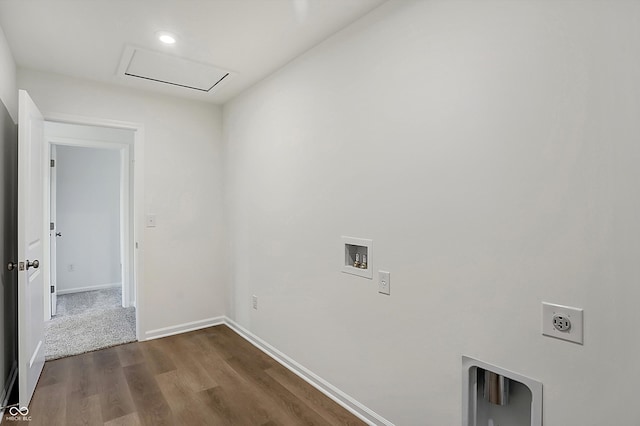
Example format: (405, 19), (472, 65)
(0, 98), (18, 406)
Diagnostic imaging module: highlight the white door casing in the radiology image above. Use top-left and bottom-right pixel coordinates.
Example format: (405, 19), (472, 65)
(47, 137), (131, 308)
(43, 112), (144, 341)
(17, 90), (46, 408)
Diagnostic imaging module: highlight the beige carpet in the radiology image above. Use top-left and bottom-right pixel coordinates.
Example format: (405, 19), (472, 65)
(44, 288), (136, 360)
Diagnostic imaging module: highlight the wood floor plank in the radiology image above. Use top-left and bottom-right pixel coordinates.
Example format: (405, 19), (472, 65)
(153, 333), (218, 392)
(116, 342), (145, 367)
(94, 345), (136, 421)
(182, 329), (319, 425)
(93, 345), (121, 372)
(98, 365), (137, 422)
(155, 370), (225, 426)
(27, 382), (67, 426)
(137, 339), (176, 375)
(266, 363), (368, 425)
(122, 363), (172, 426)
(207, 354), (278, 423)
(197, 385), (266, 426)
(214, 326), (278, 369)
(191, 330), (233, 365)
(36, 356), (70, 388)
(65, 393), (103, 426)
(29, 325), (365, 426)
(68, 351), (100, 399)
(103, 412), (141, 426)
(225, 355), (333, 426)
(182, 330), (297, 423)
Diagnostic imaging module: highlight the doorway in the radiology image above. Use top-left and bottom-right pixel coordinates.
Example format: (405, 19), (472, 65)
(44, 121), (139, 360)
(12, 90), (144, 408)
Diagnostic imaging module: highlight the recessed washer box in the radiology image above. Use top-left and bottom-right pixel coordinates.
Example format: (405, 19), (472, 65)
(462, 356), (542, 426)
(341, 236), (372, 279)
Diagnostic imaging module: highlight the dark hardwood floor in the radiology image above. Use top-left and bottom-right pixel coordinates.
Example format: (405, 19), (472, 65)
(8, 325), (366, 426)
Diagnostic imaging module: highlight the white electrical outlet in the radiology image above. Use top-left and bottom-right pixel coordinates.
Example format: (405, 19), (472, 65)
(542, 302), (583, 344)
(252, 295), (258, 310)
(378, 270), (390, 295)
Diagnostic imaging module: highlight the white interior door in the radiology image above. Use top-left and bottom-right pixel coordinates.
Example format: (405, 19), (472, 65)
(49, 144), (57, 316)
(17, 90), (45, 408)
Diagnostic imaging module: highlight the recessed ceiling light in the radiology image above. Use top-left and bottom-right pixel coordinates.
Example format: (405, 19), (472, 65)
(157, 31), (176, 45)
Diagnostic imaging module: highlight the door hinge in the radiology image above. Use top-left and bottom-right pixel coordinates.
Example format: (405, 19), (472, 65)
(50, 159), (55, 167)
(50, 285), (55, 293)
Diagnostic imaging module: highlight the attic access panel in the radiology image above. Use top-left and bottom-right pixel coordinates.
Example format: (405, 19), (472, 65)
(118, 46), (231, 92)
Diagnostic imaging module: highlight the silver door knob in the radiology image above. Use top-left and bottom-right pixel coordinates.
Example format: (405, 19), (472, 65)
(7, 262), (17, 271)
(26, 260), (39, 270)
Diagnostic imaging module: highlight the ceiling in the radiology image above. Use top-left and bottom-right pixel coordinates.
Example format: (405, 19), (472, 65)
(0, 0), (386, 104)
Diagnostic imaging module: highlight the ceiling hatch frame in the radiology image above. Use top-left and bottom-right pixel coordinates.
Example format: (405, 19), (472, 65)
(117, 45), (232, 93)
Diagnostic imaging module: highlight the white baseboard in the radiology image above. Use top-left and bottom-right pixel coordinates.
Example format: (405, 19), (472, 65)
(144, 316), (226, 340)
(140, 316), (393, 425)
(224, 317), (394, 426)
(57, 282), (121, 295)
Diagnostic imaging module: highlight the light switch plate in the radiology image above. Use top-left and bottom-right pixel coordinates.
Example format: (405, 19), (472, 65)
(146, 214), (157, 227)
(542, 302), (583, 344)
(378, 270), (390, 295)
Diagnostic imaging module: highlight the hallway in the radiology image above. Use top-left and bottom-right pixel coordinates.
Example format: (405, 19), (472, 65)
(45, 288), (135, 360)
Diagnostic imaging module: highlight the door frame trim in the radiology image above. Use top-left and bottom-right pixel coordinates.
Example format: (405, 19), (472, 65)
(41, 112), (144, 341)
(48, 136), (131, 310)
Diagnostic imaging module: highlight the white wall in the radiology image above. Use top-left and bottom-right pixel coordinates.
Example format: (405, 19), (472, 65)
(223, 1), (640, 425)
(55, 145), (121, 293)
(19, 69), (228, 337)
(0, 25), (16, 122)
